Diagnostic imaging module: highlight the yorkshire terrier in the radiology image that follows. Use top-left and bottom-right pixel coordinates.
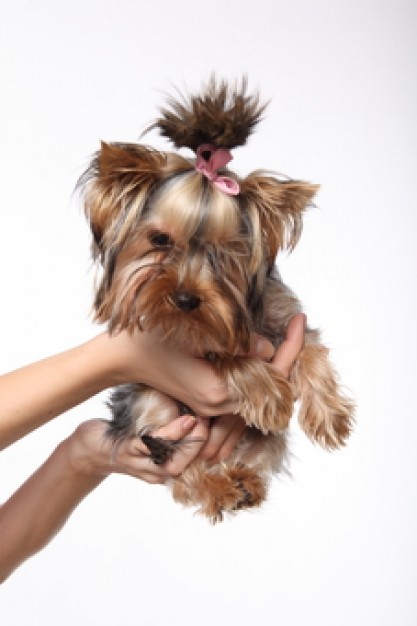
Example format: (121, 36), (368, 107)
(80, 78), (354, 523)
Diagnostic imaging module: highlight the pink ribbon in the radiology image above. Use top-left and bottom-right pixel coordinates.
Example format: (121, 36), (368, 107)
(195, 144), (240, 196)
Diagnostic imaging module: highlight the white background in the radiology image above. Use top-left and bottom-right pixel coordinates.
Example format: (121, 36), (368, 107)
(0, 1), (416, 624)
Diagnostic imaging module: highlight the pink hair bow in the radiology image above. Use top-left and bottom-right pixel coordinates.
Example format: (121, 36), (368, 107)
(195, 144), (240, 196)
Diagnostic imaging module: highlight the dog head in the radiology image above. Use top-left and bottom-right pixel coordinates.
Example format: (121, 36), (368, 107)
(80, 79), (317, 356)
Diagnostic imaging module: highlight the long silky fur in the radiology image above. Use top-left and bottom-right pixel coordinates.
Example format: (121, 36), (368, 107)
(149, 76), (267, 150)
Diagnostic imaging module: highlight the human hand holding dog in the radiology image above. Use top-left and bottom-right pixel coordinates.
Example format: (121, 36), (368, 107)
(66, 415), (209, 484)
(0, 315), (303, 452)
(0, 415), (210, 583)
(64, 314), (305, 477)
(0, 315), (304, 582)
(104, 313), (305, 419)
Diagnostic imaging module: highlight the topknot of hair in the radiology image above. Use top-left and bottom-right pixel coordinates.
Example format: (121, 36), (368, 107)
(150, 77), (267, 152)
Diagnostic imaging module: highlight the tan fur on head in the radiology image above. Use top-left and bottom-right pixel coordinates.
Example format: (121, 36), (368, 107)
(81, 142), (192, 259)
(81, 139), (319, 337)
(151, 171), (242, 245)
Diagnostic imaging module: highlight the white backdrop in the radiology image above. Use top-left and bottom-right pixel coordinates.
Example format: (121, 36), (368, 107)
(0, 1), (416, 624)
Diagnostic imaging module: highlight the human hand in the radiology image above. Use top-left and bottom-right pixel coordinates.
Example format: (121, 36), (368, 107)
(102, 328), (245, 417)
(66, 415), (209, 484)
(100, 314), (305, 467)
(199, 313), (306, 463)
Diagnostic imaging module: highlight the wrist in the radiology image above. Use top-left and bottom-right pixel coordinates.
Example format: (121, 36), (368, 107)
(89, 330), (147, 388)
(62, 421), (112, 480)
(83, 332), (124, 388)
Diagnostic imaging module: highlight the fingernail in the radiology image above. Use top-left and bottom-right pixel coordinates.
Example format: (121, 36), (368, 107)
(255, 337), (266, 355)
(256, 337), (275, 362)
(182, 415), (197, 430)
(299, 313), (307, 327)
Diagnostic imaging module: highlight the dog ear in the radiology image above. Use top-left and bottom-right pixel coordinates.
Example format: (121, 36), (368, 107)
(241, 173), (319, 260)
(82, 141), (164, 258)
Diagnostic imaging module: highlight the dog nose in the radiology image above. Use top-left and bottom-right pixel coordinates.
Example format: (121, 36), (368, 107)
(173, 291), (201, 312)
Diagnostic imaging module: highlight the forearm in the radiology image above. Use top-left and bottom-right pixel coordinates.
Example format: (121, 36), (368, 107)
(0, 438), (105, 584)
(0, 415), (208, 584)
(0, 329), (228, 451)
(0, 334), (119, 450)
(0, 324), (277, 451)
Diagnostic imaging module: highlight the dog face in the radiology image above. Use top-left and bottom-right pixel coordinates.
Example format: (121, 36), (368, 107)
(82, 142), (317, 356)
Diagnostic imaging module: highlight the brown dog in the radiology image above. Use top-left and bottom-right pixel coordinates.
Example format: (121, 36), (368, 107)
(80, 78), (353, 522)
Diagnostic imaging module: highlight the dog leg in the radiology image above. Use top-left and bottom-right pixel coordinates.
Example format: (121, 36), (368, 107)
(224, 359), (293, 434)
(292, 330), (354, 448)
(108, 383), (181, 456)
(171, 461), (267, 523)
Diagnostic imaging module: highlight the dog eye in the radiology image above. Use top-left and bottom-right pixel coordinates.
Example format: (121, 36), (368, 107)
(149, 232), (173, 249)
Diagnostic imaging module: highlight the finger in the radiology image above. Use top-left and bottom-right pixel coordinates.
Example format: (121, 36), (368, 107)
(211, 418), (246, 463)
(271, 313), (306, 378)
(126, 415), (198, 460)
(198, 414), (240, 461)
(236, 333), (275, 361)
(134, 471), (165, 485)
(248, 334), (275, 362)
(110, 442), (168, 482)
(153, 414), (198, 441)
(164, 417), (210, 476)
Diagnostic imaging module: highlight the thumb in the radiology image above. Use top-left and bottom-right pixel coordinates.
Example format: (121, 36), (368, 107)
(248, 333), (275, 362)
(153, 415), (199, 441)
(271, 314), (306, 379)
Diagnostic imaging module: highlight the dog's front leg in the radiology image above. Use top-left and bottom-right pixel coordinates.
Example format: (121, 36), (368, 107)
(291, 329), (354, 448)
(224, 359), (294, 434)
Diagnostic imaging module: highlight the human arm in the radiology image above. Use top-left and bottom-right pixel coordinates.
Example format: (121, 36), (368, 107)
(0, 415), (209, 583)
(0, 328), (240, 451)
(0, 314), (305, 582)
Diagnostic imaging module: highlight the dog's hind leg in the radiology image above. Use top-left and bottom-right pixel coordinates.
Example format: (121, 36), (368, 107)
(171, 461), (268, 523)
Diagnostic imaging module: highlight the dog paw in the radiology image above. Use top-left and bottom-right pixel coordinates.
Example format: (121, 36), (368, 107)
(171, 463), (267, 523)
(140, 434), (177, 465)
(201, 466), (267, 523)
(299, 393), (354, 449)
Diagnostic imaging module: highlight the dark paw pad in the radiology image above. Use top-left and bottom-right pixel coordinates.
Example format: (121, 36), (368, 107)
(140, 435), (176, 465)
(233, 479), (255, 510)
